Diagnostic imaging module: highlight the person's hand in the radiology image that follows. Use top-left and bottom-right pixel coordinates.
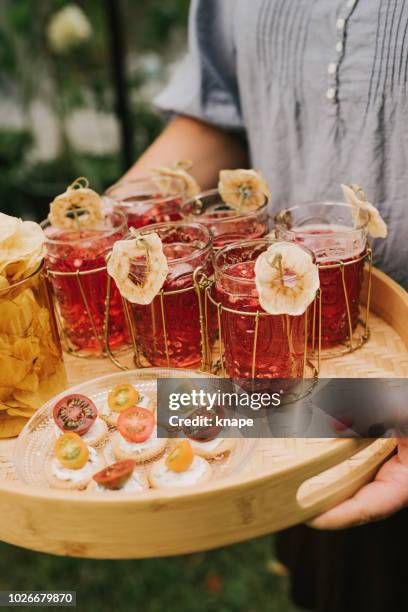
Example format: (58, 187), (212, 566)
(308, 438), (408, 529)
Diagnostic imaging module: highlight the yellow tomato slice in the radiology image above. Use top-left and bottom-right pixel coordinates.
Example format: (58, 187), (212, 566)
(55, 433), (89, 470)
(165, 440), (194, 473)
(108, 384), (140, 413)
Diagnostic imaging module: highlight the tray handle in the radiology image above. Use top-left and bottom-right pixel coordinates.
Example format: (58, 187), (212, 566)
(293, 438), (397, 520)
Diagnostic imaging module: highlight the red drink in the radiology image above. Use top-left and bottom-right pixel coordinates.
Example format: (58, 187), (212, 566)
(106, 176), (185, 229)
(214, 240), (308, 379)
(130, 222), (213, 368)
(276, 203), (369, 348)
(42, 210), (129, 356)
(182, 189), (269, 248)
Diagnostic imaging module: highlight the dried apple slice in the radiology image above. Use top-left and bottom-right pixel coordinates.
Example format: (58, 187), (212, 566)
(218, 169), (271, 212)
(254, 242), (320, 316)
(107, 231), (168, 304)
(49, 177), (104, 230)
(341, 183), (387, 239)
(150, 160), (201, 197)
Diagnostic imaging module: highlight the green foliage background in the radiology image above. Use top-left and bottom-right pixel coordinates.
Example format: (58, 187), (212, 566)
(0, 0), (190, 220)
(0, 538), (295, 611)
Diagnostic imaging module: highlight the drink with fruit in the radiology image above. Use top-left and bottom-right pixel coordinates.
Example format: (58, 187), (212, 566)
(214, 240), (315, 379)
(129, 222), (213, 368)
(106, 176), (186, 229)
(182, 189), (269, 249)
(42, 210), (129, 356)
(275, 202), (369, 348)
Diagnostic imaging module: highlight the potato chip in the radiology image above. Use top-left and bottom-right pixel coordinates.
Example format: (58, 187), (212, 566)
(31, 307), (60, 358)
(0, 413), (27, 438)
(0, 220), (44, 280)
(0, 213), (20, 244)
(0, 387), (12, 402)
(0, 297), (34, 336)
(0, 352), (31, 387)
(13, 336), (41, 364)
(12, 389), (44, 410)
(15, 372), (39, 393)
(6, 407), (35, 418)
(0, 276), (9, 291)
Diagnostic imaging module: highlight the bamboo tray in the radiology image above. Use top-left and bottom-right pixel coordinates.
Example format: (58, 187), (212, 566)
(0, 267), (406, 559)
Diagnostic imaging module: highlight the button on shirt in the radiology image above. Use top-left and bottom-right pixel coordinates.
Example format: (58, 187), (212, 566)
(155, 0), (408, 287)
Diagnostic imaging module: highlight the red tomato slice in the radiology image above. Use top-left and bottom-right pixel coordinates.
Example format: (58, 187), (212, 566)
(53, 394), (97, 436)
(93, 460), (136, 490)
(183, 406), (224, 442)
(117, 407), (154, 443)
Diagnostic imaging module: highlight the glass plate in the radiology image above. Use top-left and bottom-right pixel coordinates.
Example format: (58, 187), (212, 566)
(13, 368), (258, 492)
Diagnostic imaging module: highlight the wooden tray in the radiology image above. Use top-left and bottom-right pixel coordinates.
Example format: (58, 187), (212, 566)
(0, 267), (406, 559)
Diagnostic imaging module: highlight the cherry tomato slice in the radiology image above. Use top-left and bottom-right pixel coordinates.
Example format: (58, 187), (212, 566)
(53, 394), (97, 436)
(55, 433), (89, 470)
(165, 440), (194, 473)
(108, 384), (140, 413)
(117, 407), (155, 443)
(93, 460), (136, 490)
(183, 406), (224, 442)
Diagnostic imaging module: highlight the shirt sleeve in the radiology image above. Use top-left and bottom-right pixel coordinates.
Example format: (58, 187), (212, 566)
(154, 0), (244, 132)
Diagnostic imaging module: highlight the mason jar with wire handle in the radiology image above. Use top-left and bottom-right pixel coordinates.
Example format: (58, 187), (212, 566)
(181, 188), (269, 249)
(108, 221), (214, 370)
(275, 202), (371, 357)
(207, 238), (318, 381)
(41, 208), (130, 358)
(105, 175), (187, 229)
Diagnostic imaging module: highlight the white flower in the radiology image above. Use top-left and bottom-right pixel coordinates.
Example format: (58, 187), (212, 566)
(218, 169), (271, 212)
(150, 161), (201, 198)
(49, 178), (104, 230)
(254, 243), (320, 316)
(47, 5), (92, 54)
(341, 184), (388, 239)
(107, 232), (169, 305)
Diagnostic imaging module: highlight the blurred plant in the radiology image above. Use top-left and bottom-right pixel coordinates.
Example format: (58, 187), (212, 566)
(0, 0), (190, 220)
(47, 4), (92, 54)
(0, 128), (34, 218)
(0, 1), (112, 154)
(0, 129), (33, 169)
(123, 0), (190, 52)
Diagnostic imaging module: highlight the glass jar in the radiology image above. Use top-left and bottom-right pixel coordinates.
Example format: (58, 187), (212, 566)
(182, 189), (269, 248)
(0, 263), (67, 438)
(214, 239), (314, 379)
(42, 209), (129, 357)
(275, 202), (369, 348)
(106, 176), (186, 229)
(129, 222), (213, 368)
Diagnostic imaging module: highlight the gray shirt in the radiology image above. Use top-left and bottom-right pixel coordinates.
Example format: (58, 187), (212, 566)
(155, 0), (408, 288)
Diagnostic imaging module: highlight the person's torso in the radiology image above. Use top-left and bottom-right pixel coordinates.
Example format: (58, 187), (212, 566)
(230, 0), (408, 286)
